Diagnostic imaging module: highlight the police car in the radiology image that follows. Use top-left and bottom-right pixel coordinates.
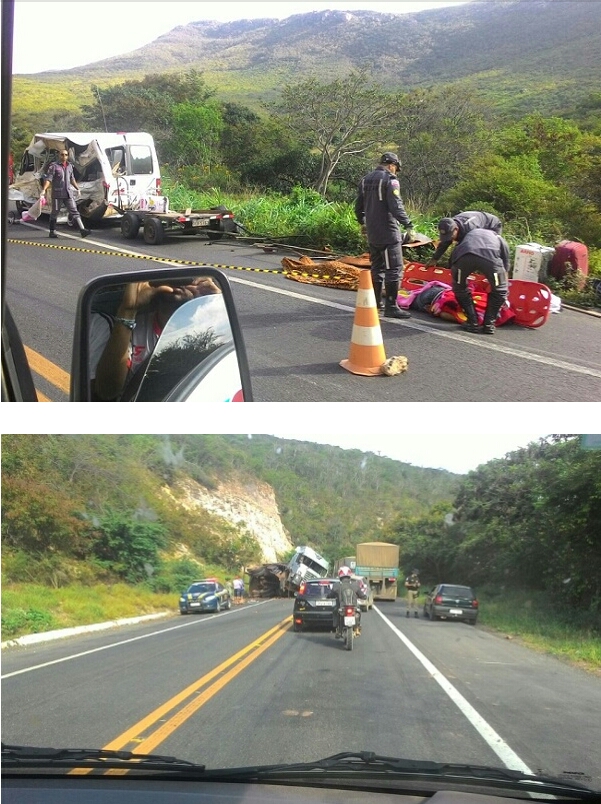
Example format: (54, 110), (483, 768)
(179, 579), (232, 614)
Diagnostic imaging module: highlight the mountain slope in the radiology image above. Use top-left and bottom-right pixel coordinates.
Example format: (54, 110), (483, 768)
(16, 1), (601, 118)
(1, 435), (460, 576)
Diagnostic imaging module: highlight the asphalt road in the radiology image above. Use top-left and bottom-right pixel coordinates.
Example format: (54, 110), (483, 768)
(2, 598), (600, 790)
(5, 220), (601, 401)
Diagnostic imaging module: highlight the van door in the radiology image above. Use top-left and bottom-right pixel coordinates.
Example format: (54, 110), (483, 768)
(114, 133), (161, 207)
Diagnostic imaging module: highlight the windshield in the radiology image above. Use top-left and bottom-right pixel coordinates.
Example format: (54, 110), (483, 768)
(187, 584), (215, 595)
(2, 433), (600, 797)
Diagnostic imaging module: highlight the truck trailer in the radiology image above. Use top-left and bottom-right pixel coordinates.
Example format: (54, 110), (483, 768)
(355, 542), (399, 601)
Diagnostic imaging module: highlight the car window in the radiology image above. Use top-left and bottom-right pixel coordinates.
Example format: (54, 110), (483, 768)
(441, 585), (474, 597)
(303, 581), (337, 598)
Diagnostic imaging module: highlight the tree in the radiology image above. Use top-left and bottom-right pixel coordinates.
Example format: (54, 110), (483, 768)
(452, 436), (601, 619)
(90, 509), (168, 583)
(80, 72), (215, 159)
(387, 503), (459, 584)
(271, 71), (401, 196)
(392, 87), (490, 210)
(167, 102), (224, 168)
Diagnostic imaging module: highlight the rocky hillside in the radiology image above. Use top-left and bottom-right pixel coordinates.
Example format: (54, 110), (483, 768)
(1, 434), (459, 589)
(22, 1), (601, 117)
(162, 475), (294, 564)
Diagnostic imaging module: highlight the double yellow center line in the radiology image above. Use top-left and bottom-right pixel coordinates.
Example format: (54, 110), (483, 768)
(70, 616), (291, 775)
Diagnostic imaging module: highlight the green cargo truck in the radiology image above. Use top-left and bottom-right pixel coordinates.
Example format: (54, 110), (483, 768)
(354, 542), (399, 601)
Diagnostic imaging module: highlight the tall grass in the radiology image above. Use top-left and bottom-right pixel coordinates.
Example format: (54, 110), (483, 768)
(1, 583), (175, 639)
(162, 176), (439, 254)
(477, 588), (601, 670)
(162, 173), (601, 306)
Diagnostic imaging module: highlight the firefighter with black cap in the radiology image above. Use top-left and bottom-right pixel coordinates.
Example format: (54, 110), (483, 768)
(447, 226), (510, 334)
(426, 211), (503, 267)
(355, 153), (416, 319)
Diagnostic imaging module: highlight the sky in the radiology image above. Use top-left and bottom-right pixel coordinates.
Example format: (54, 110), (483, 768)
(12, 1), (468, 75)
(268, 432), (550, 474)
(6, 404), (566, 475)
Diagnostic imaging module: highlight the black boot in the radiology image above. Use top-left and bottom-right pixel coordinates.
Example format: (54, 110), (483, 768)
(456, 292), (480, 332)
(373, 280), (384, 311)
(384, 281), (411, 319)
(49, 220), (58, 238)
(76, 217), (91, 238)
(482, 293), (505, 334)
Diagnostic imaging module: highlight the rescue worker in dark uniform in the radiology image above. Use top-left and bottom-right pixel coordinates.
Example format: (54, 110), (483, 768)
(355, 153), (416, 319)
(447, 227), (510, 334)
(40, 148), (90, 239)
(329, 566), (367, 636)
(426, 211), (503, 267)
(404, 569), (421, 617)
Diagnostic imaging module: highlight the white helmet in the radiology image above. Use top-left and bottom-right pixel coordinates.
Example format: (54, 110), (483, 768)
(338, 566), (352, 578)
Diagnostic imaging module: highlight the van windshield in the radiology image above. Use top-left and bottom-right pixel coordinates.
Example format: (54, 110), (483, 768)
(128, 145), (153, 174)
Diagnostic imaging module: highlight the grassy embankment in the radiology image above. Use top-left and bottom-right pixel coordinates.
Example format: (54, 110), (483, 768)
(163, 179), (601, 310)
(2, 583), (599, 674)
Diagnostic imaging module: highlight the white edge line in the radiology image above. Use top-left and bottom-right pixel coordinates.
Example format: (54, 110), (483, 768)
(1, 601), (270, 679)
(13, 228), (601, 380)
(231, 276), (601, 380)
(373, 605), (534, 775)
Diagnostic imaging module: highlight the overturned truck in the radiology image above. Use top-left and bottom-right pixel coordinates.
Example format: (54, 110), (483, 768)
(247, 546), (330, 598)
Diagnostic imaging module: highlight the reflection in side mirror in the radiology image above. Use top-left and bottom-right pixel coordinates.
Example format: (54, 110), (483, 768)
(70, 267), (253, 402)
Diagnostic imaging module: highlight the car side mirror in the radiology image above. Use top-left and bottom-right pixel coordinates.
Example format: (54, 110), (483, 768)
(70, 266), (253, 402)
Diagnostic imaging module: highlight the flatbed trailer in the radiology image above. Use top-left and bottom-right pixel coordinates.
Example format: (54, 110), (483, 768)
(119, 205), (237, 245)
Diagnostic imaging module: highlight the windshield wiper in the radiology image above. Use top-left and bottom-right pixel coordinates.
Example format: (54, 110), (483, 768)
(196, 752), (598, 797)
(3, 745), (597, 799)
(1, 743), (204, 772)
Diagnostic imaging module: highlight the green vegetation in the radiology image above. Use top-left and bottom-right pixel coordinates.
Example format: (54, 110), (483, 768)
(474, 588), (600, 672)
(1, 583), (174, 639)
(1, 433), (458, 588)
(2, 435), (600, 671)
(10, 7), (601, 309)
(391, 436), (601, 631)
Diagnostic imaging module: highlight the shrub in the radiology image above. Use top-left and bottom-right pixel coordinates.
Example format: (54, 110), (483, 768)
(1, 607), (56, 638)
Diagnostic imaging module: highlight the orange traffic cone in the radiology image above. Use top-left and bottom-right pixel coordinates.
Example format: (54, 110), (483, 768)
(340, 270), (387, 376)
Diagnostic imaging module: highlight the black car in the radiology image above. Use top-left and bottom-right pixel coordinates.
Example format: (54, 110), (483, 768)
(423, 584), (479, 624)
(293, 578), (339, 632)
(179, 579), (232, 614)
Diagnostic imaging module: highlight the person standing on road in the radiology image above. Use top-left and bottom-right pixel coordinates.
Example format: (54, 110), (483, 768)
(405, 569), (421, 618)
(40, 148), (90, 239)
(426, 211), (503, 267)
(447, 227), (510, 334)
(354, 152), (416, 319)
(233, 576), (244, 605)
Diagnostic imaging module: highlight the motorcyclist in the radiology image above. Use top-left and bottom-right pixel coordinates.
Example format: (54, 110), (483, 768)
(329, 566), (367, 637)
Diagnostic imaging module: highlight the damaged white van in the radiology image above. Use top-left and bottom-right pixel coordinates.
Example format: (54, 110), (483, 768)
(9, 132), (162, 224)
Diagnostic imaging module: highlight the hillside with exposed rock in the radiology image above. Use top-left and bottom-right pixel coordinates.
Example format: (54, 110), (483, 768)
(14, 1), (601, 119)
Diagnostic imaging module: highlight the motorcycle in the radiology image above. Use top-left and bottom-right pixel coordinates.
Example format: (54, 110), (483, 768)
(336, 604), (360, 651)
